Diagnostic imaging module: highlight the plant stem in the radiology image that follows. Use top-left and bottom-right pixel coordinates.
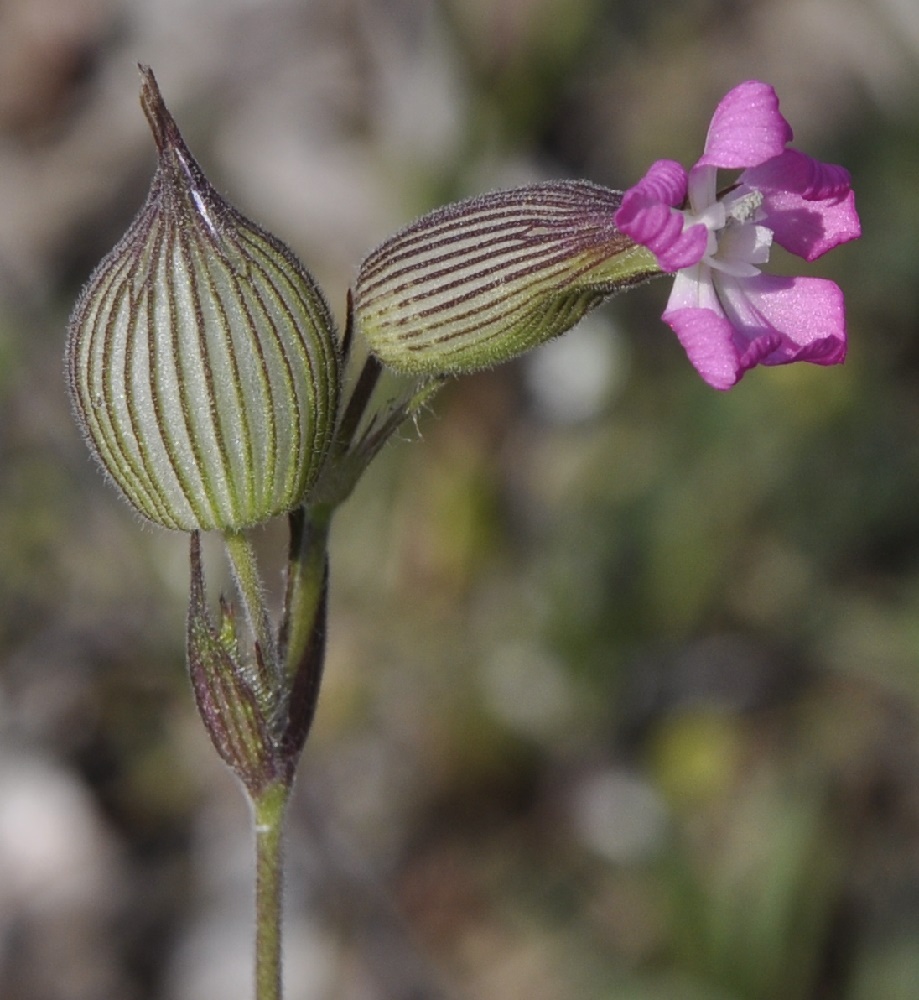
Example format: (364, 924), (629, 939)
(253, 780), (290, 1000)
(223, 528), (279, 677)
(279, 505), (331, 679)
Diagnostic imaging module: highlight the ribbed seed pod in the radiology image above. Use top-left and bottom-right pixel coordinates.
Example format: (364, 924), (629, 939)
(353, 180), (661, 376)
(66, 66), (340, 532)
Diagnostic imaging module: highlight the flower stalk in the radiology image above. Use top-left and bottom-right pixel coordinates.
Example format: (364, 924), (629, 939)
(188, 520), (329, 999)
(276, 504), (330, 762)
(253, 780), (291, 1000)
(223, 529), (280, 685)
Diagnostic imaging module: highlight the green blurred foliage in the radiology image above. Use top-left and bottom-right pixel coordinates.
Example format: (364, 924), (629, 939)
(1, 0), (919, 998)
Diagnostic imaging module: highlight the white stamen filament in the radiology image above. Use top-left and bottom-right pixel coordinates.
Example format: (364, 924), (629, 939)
(686, 185), (772, 279)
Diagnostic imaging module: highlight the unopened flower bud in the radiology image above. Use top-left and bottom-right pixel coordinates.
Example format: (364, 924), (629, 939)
(353, 180), (660, 376)
(66, 66), (340, 531)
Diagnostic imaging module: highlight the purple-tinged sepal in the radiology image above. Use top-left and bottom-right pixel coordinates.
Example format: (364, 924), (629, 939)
(186, 532), (280, 796)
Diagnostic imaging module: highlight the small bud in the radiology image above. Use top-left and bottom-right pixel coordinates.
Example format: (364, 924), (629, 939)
(352, 180), (660, 376)
(67, 66), (341, 531)
(186, 532), (277, 795)
(186, 522), (329, 794)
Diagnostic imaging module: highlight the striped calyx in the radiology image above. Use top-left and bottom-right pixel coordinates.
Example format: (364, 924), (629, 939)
(66, 66), (340, 531)
(352, 180), (662, 376)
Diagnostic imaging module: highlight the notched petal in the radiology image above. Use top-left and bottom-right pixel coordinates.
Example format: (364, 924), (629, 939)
(744, 149), (851, 203)
(746, 150), (861, 262)
(717, 272), (847, 369)
(615, 160), (710, 272)
(662, 306), (744, 390)
(699, 80), (793, 170)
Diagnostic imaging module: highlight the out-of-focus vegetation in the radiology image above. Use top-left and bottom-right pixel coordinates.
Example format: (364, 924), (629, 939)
(0, 0), (916, 998)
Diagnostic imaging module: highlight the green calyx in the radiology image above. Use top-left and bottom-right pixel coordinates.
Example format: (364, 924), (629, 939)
(352, 180), (661, 377)
(66, 66), (341, 532)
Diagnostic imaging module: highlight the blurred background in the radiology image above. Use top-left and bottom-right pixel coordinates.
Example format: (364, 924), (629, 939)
(0, 0), (915, 997)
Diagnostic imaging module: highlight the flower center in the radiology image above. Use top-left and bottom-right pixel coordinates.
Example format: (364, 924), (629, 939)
(684, 185), (773, 279)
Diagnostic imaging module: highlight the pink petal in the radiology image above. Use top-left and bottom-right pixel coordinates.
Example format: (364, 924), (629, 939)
(743, 150), (861, 261)
(698, 81), (793, 170)
(717, 272), (847, 367)
(623, 158), (688, 207)
(615, 160), (708, 272)
(663, 271), (847, 389)
(765, 187), (860, 262)
(744, 148), (851, 201)
(663, 306), (746, 390)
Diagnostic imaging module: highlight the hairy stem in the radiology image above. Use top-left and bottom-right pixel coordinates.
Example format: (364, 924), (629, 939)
(253, 780), (290, 1000)
(223, 529), (279, 680)
(279, 504), (331, 678)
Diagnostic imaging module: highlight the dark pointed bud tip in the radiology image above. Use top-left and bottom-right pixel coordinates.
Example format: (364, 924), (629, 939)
(66, 67), (342, 532)
(138, 65), (171, 154)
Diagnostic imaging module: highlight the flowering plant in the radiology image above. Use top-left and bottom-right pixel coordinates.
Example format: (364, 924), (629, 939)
(66, 71), (860, 1000)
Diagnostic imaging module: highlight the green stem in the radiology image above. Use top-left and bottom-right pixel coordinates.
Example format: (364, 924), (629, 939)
(279, 504), (331, 680)
(223, 529), (278, 678)
(253, 780), (290, 1000)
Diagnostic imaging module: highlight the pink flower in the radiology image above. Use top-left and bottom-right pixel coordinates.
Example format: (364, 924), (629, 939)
(614, 81), (861, 389)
